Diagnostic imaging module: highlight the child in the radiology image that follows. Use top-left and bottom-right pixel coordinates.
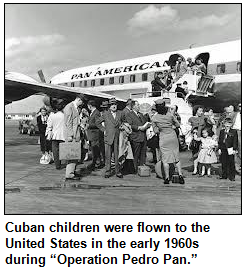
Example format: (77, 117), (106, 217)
(194, 128), (218, 177)
(218, 118), (238, 181)
(189, 128), (201, 175)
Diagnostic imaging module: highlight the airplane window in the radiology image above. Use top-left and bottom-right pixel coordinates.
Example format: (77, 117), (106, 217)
(119, 76), (124, 84)
(130, 74), (136, 82)
(142, 73), (148, 81)
(91, 80), (95, 87)
(237, 62), (241, 72)
(71, 82), (75, 87)
(100, 78), (105, 85)
(64, 83), (68, 86)
(216, 64), (226, 74)
(109, 77), (114, 84)
(79, 81), (83, 87)
(84, 80), (87, 87)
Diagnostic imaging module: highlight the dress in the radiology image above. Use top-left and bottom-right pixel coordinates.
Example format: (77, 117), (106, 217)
(197, 137), (217, 164)
(152, 113), (180, 164)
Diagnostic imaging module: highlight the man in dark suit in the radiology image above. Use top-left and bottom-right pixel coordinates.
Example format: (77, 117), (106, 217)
(87, 100), (102, 171)
(126, 100), (150, 173)
(122, 98), (132, 122)
(218, 118), (238, 181)
(151, 72), (165, 97)
(96, 98), (123, 178)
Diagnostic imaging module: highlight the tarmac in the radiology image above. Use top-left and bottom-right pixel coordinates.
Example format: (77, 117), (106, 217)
(5, 120), (241, 214)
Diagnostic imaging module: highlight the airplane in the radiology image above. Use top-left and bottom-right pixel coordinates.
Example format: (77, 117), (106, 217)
(5, 40), (241, 120)
(5, 71), (126, 109)
(50, 39), (241, 113)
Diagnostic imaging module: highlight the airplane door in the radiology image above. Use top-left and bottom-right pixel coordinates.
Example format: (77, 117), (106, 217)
(168, 54), (185, 68)
(195, 52), (210, 69)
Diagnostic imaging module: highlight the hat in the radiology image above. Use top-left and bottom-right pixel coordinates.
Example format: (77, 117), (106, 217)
(126, 98), (132, 106)
(155, 99), (165, 105)
(108, 98), (117, 105)
(100, 101), (108, 108)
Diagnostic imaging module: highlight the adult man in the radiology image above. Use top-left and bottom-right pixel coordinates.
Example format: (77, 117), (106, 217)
(99, 101), (109, 166)
(187, 57), (195, 68)
(162, 70), (173, 90)
(63, 94), (84, 180)
(151, 72), (166, 97)
(87, 100), (102, 171)
(174, 57), (187, 80)
(97, 98), (123, 178)
(126, 100), (150, 173)
(122, 98), (132, 122)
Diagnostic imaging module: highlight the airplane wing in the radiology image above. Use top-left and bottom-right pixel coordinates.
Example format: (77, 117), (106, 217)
(5, 76), (126, 107)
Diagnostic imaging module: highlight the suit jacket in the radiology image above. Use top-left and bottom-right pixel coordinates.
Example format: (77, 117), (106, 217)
(96, 110), (123, 145)
(87, 108), (101, 142)
(126, 111), (147, 143)
(218, 128), (238, 151)
(37, 115), (48, 135)
(63, 101), (81, 142)
(151, 77), (166, 92)
(122, 107), (132, 122)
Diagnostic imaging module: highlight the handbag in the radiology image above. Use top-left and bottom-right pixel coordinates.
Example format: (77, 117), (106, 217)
(59, 141), (81, 160)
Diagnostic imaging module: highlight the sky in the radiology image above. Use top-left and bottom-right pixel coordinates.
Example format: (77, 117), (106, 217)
(5, 3), (241, 81)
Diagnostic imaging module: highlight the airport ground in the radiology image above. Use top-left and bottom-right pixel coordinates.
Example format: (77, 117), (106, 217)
(5, 120), (241, 214)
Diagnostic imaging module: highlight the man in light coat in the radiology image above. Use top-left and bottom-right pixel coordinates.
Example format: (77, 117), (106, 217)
(63, 94), (84, 180)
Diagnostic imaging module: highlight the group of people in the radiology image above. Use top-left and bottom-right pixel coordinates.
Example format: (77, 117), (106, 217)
(188, 104), (241, 181)
(151, 57), (207, 97)
(35, 94), (241, 184)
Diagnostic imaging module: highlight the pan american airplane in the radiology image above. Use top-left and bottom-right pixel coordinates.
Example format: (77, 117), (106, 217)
(5, 39), (241, 121)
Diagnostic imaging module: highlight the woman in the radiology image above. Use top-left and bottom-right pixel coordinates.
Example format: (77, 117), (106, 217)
(37, 107), (52, 163)
(188, 105), (208, 137)
(46, 101), (66, 169)
(204, 107), (216, 135)
(152, 101), (185, 184)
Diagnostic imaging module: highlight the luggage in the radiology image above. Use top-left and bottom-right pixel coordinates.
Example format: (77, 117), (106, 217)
(138, 165), (151, 177)
(59, 142), (81, 160)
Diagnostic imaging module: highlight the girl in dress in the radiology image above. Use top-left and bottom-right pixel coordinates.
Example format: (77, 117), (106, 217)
(194, 128), (218, 177)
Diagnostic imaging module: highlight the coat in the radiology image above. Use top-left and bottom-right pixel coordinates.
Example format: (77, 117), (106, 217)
(96, 110), (123, 145)
(45, 111), (65, 141)
(87, 108), (101, 142)
(63, 101), (81, 142)
(122, 107), (132, 122)
(174, 61), (188, 75)
(218, 129), (238, 151)
(37, 115), (48, 135)
(126, 111), (147, 143)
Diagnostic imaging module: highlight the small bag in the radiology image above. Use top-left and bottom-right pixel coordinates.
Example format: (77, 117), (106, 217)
(138, 165), (151, 177)
(59, 142), (81, 160)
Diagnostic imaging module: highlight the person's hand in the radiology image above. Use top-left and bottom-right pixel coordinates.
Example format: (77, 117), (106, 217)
(68, 136), (73, 142)
(218, 149), (221, 155)
(138, 126), (144, 131)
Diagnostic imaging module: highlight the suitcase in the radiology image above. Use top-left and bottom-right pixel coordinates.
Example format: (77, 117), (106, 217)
(138, 165), (151, 177)
(59, 142), (81, 160)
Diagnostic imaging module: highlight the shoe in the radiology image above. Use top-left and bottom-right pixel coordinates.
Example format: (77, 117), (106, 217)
(65, 176), (81, 181)
(164, 178), (169, 184)
(97, 163), (105, 169)
(104, 174), (110, 178)
(207, 174), (212, 178)
(192, 171), (197, 175)
(74, 172), (82, 177)
(229, 178), (235, 181)
(116, 173), (123, 178)
(179, 175), (185, 184)
(218, 176), (227, 180)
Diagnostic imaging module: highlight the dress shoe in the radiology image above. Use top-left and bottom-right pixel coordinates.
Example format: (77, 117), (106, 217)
(104, 174), (110, 178)
(65, 176), (81, 181)
(218, 176), (227, 180)
(229, 178), (235, 181)
(179, 175), (185, 184)
(116, 173), (123, 178)
(164, 178), (169, 184)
